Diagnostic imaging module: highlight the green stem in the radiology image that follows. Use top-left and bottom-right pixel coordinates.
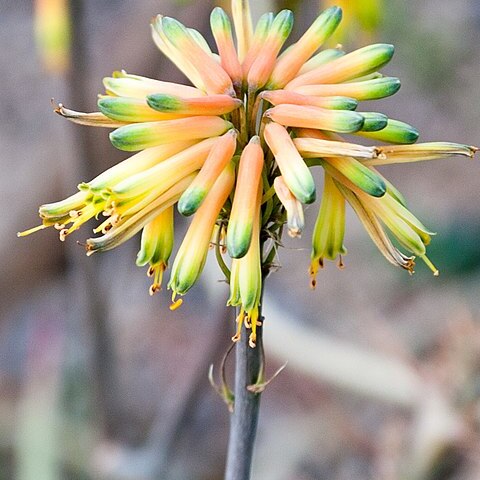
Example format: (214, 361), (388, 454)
(224, 304), (264, 480)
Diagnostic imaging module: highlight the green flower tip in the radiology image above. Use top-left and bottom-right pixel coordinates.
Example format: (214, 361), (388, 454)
(227, 229), (252, 259)
(272, 9), (294, 40)
(177, 187), (206, 216)
(360, 112), (388, 132)
(147, 93), (184, 112)
(210, 6), (231, 32)
(296, 184), (316, 205)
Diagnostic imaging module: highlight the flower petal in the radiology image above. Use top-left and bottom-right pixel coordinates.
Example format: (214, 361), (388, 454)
(365, 142), (478, 165)
(293, 136), (378, 159)
(54, 103), (127, 128)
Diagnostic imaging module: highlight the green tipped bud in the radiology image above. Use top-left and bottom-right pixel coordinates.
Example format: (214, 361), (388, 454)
(357, 119), (419, 144)
(287, 43), (395, 89)
(293, 76), (401, 101)
(265, 104), (365, 134)
(264, 122), (316, 205)
(177, 186), (207, 217)
(267, 6), (342, 88)
(177, 129), (237, 216)
(109, 117), (232, 152)
(247, 10), (294, 90)
(97, 96), (179, 123)
(168, 163), (235, 296)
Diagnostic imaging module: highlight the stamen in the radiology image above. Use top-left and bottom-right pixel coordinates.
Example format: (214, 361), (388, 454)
(17, 224), (47, 237)
(337, 255), (345, 269)
(232, 310), (243, 342)
(421, 255), (439, 276)
(59, 229), (68, 241)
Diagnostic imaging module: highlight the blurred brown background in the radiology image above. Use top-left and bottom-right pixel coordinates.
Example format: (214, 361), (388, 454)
(1, 0), (480, 479)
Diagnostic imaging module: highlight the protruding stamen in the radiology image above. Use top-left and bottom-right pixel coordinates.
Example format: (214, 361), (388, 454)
(421, 255), (439, 276)
(17, 225), (47, 237)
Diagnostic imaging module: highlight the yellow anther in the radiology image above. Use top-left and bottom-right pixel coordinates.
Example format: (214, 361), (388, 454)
(170, 298), (183, 311)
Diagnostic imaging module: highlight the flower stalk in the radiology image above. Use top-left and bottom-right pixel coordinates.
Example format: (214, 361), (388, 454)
(19, 0), (478, 478)
(225, 306), (264, 480)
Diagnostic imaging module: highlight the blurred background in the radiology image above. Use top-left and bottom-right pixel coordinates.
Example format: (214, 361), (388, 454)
(1, 0), (480, 478)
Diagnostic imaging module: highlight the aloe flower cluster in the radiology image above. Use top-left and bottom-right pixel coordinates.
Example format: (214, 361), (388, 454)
(21, 1), (477, 348)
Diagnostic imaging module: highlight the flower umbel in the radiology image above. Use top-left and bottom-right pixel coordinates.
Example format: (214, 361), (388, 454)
(20, 0), (477, 346)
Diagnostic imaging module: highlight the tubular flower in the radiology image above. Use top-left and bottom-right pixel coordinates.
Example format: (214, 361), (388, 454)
(228, 184), (263, 348)
(20, 0), (477, 347)
(226, 136), (264, 258)
(309, 173), (347, 288)
(136, 206), (174, 295)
